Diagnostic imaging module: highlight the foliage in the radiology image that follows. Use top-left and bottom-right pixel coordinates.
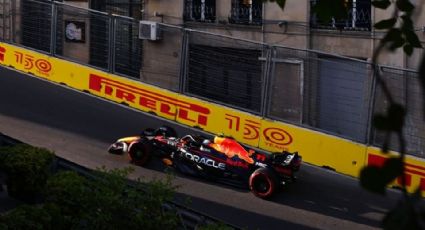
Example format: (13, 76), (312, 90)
(0, 204), (55, 230)
(42, 167), (179, 229)
(0, 144), (54, 202)
(372, 0), (421, 55)
(2, 168), (179, 229)
(268, 0), (425, 229)
(197, 222), (235, 230)
(358, 0), (422, 195)
(0, 146), (180, 230)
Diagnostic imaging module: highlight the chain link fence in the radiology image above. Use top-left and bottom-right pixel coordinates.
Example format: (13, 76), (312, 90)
(0, 0), (12, 41)
(0, 0), (423, 157)
(20, 0), (52, 53)
(372, 67), (425, 156)
(185, 30), (265, 113)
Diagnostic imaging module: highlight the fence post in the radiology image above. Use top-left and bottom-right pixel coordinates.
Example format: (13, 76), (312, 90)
(2, 0), (5, 41)
(50, 2), (57, 56)
(9, 0), (14, 43)
(179, 29), (189, 93)
(108, 15), (116, 73)
(260, 46), (274, 117)
(365, 65), (378, 145)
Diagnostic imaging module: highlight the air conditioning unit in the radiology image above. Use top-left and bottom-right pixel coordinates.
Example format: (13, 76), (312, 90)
(139, 21), (161, 41)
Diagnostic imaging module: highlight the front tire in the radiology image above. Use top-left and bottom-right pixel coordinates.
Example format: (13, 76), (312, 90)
(128, 142), (151, 166)
(249, 168), (277, 199)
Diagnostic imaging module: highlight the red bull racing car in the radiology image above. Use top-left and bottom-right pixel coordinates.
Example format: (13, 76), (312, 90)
(108, 126), (301, 198)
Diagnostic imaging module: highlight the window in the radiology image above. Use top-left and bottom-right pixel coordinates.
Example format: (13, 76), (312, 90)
(229, 0), (262, 25)
(310, 0), (371, 31)
(184, 0), (216, 22)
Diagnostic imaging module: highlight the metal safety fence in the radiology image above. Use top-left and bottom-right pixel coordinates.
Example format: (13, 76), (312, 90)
(0, 0), (423, 157)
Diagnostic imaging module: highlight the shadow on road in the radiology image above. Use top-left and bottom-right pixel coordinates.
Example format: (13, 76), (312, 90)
(149, 160), (392, 229)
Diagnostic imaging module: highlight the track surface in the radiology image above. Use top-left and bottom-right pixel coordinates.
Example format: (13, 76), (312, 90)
(0, 66), (401, 229)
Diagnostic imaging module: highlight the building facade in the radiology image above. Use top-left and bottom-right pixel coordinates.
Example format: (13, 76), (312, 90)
(143, 0), (424, 68)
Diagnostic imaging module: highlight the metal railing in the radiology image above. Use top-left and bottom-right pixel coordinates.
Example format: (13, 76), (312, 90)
(0, 0), (423, 157)
(183, 0), (216, 22)
(310, 0), (372, 31)
(229, 5), (262, 25)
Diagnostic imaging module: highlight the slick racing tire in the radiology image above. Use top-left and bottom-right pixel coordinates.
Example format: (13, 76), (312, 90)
(249, 168), (277, 199)
(128, 142), (151, 166)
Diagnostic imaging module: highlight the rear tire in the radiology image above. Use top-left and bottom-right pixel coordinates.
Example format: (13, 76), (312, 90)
(128, 141), (151, 166)
(249, 168), (277, 199)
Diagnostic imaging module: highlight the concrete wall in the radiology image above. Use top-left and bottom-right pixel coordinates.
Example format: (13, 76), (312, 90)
(310, 33), (372, 59)
(144, 0), (184, 24)
(140, 0), (184, 90)
(140, 30), (182, 91)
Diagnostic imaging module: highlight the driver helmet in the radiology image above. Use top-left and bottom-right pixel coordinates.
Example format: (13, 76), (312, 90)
(202, 139), (211, 146)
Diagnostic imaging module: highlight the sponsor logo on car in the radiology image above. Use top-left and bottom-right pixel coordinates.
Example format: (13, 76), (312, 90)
(182, 149), (226, 170)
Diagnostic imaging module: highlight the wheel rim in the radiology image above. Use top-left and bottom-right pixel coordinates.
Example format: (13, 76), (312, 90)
(135, 149), (143, 159)
(253, 175), (270, 194)
(132, 148), (146, 165)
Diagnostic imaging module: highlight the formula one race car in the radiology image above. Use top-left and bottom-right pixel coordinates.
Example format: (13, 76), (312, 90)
(108, 126), (301, 198)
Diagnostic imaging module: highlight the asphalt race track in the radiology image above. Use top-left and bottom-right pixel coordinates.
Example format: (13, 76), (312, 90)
(0, 66), (401, 229)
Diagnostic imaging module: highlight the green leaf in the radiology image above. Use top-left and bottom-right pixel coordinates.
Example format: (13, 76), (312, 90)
(381, 157), (404, 184)
(390, 39), (405, 51)
(374, 18), (397, 29)
(403, 44), (413, 56)
(275, 0), (286, 9)
(387, 104), (405, 132)
(396, 0), (415, 12)
(373, 114), (388, 130)
(372, 0), (392, 9)
(405, 30), (423, 48)
(400, 15), (414, 30)
(360, 166), (387, 195)
(382, 28), (402, 43)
